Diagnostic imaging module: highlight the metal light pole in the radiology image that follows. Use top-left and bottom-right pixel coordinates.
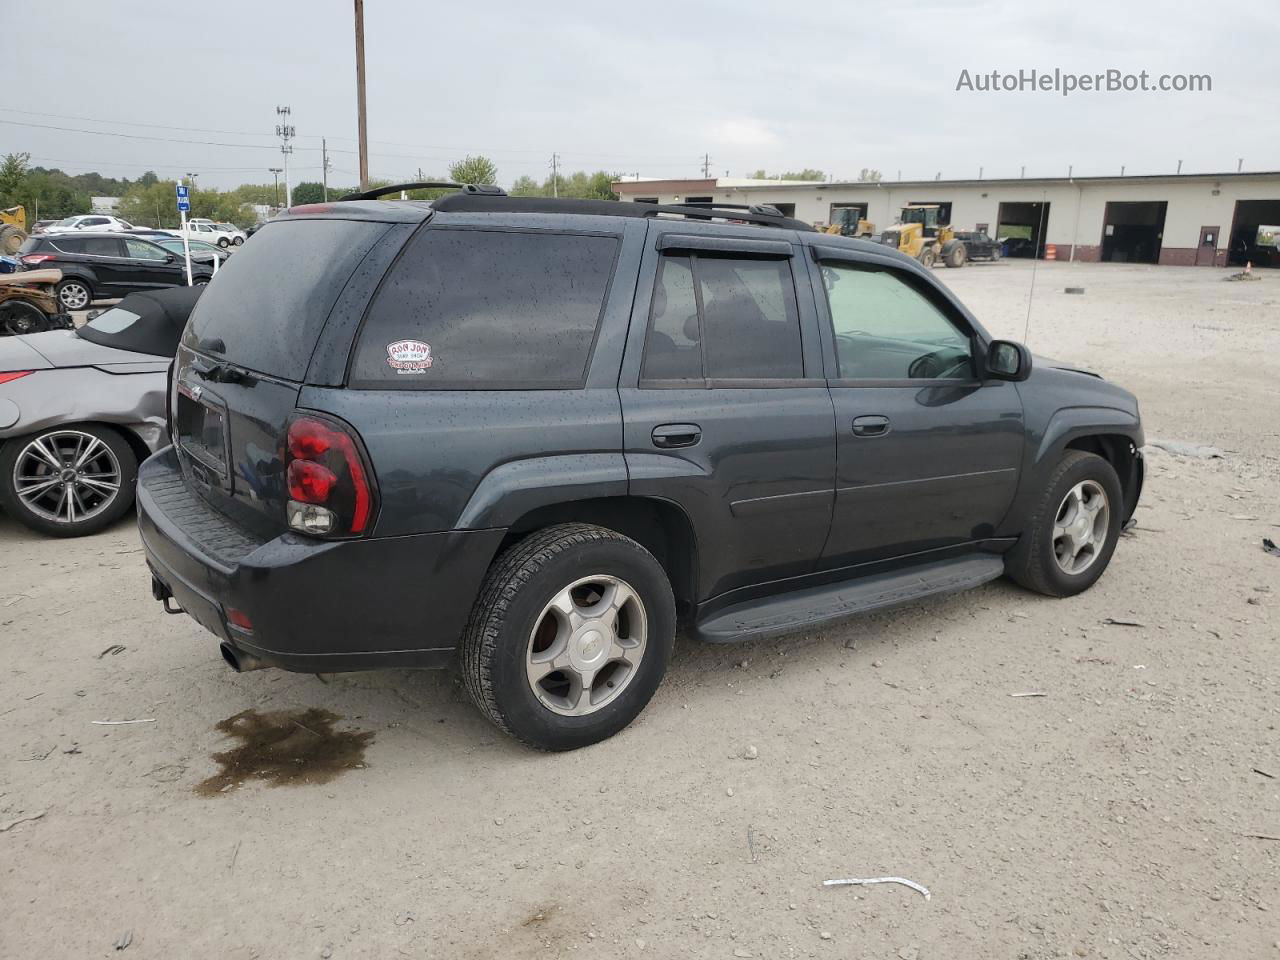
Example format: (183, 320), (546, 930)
(269, 167), (282, 209)
(354, 0), (369, 190)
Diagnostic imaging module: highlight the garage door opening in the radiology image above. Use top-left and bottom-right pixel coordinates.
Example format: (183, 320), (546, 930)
(996, 202), (1050, 258)
(1101, 201), (1167, 264)
(1227, 199), (1280, 267)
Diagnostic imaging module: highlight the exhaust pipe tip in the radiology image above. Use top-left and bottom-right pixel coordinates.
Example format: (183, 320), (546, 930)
(220, 643), (268, 673)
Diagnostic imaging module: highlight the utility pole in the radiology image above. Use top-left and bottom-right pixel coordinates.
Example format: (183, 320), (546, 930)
(269, 167), (282, 208)
(354, 0), (369, 190)
(701, 153), (712, 178)
(550, 153), (560, 197)
(322, 138), (332, 201)
(276, 106), (295, 208)
(186, 171), (199, 191)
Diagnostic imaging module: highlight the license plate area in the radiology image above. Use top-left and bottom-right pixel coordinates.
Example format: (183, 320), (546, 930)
(175, 379), (231, 486)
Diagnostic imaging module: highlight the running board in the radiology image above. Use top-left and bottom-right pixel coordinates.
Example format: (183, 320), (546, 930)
(693, 555), (1005, 644)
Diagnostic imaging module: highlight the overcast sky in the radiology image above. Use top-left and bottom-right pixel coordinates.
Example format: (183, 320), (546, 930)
(5, 0), (1273, 190)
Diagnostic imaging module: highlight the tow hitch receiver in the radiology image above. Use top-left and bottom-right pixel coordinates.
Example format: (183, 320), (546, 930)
(150, 574), (185, 615)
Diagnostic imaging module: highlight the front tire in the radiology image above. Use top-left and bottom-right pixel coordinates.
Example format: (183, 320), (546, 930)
(1006, 450), (1123, 597)
(460, 523), (676, 751)
(0, 425), (138, 537)
(55, 278), (93, 311)
(217, 236), (230, 248)
(919, 247), (937, 268)
(944, 243), (967, 268)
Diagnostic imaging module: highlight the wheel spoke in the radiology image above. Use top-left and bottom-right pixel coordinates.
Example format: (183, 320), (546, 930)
(572, 667), (599, 711)
(74, 437), (103, 470)
(78, 476), (119, 494)
(29, 438), (63, 469)
(16, 476), (60, 499)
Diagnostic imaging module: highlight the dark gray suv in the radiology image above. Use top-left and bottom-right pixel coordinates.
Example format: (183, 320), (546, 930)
(137, 185), (1144, 750)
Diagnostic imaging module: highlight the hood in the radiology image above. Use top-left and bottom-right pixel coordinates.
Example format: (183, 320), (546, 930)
(0, 335), (53, 371)
(1034, 354), (1104, 379)
(11, 329), (166, 368)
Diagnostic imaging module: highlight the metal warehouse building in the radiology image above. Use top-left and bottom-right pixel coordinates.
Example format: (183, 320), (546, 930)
(612, 172), (1280, 267)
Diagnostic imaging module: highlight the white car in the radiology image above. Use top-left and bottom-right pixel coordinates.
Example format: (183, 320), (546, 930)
(45, 214), (135, 234)
(170, 220), (245, 247)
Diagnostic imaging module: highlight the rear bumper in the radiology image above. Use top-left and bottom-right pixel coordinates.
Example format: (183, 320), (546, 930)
(137, 446), (505, 673)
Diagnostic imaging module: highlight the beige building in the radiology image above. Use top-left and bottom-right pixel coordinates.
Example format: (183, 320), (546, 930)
(612, 172), (1280, 267)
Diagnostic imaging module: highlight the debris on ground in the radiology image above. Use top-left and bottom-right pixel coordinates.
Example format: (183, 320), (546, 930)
(1263, 539), (1280, 558)
(1244, 834), (1280, 842)
(1253, 768), (1275, 779)
(1147, 438), (1225, 459)
(823, 875), (932, 901)
(96, 644), (126, 659)
(1009, 692), (1048, 698)
(0, 810), (46, 832)
(113, 930), (132, 951)
(1102, 617), (1146, 628)
(743, 744), (758, 760)
(91, 719), (156, 725)
(1064, 286), (1085, 295)
(1223, 263), (1261, 281)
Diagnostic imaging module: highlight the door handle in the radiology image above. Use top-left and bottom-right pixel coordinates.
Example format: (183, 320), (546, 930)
(652, 423), (701, 449)
(851, 415), (890, 437)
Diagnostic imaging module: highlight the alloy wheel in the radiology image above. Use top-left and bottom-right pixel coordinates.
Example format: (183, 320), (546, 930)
(1052, 479), (1110, 575)
(58, 282), (90, 310)
(525, 574), (648, 717)
(13, 430), (122, 524)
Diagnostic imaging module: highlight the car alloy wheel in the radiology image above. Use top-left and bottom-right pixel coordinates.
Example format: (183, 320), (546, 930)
(13, 429), (122, 524)
(0, 300), (47, 336)
(1052, 479), (1110, 575)
(525, 574), (648, 717)
(58, 281), (90, 310)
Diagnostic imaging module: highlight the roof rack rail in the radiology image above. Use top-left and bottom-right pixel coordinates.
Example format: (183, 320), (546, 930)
(338, 181), (507, 201)
(425, 194), (814, 231)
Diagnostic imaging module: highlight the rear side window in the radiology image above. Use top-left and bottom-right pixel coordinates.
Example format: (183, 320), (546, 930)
(642, 253), (803, 382)
(183, 219), (387, 381)
(50, 238), (83, 253)
(350, 228), (618, 388)
(82, 237), (123, 257)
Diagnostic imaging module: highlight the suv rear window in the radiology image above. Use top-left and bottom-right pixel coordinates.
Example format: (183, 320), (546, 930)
(349, 228), (618, 388)
(182, 219), (387, 381)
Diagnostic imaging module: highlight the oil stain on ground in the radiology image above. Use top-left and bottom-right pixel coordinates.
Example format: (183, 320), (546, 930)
(196, 708), (373, 797)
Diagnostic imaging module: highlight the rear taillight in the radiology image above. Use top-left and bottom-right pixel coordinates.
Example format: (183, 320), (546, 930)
(21, 254), (55, 265)
(0, 371), (34, 385)
(284, 414), (375, 537)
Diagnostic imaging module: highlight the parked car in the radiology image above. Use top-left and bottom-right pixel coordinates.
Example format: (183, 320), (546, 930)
(30, 220), (59, 235)
(18, 233), (212, 310)
(151, 236), (230, 266)
(0, 287), (202, 536)
(44, 214), (136, 234)
(954, 230), (1002, 260)
(171, 220), (244, 247)
(137, 188), (1144, 750)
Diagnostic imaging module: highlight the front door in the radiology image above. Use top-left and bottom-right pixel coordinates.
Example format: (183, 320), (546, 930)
(619, 224), (835, 602)
(809, 254), (1024, 567)
(1195, 226), (1219, 266)
(122, 237), (185, 289)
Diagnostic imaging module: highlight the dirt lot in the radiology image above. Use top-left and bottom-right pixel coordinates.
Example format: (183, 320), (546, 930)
(2, 261), (1278, 959)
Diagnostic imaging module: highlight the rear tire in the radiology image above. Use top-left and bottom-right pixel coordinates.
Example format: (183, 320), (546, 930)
(0, 299), (49, 336)
(217, 237), (230, 248)
(0, 225), (26, 255)
(919, 247), (937, 268)
(944, 243), (967, 268)
(55, 278), (92, 311)
(232, 236), (244, 246)
(460, 523), (676, 751)
(1006, 450), (1123, 597)
(0, 425), (138, 537)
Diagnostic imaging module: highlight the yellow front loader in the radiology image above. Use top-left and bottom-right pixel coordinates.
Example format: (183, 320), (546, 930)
(1, 205), (28, 256)
(878, 204), (967, 268)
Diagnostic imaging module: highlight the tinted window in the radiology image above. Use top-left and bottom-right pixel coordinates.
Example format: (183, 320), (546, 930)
(641, 253), (802, 381)
(183, 219), (387, 381)
(51, 238), (83, 253)
(822, 263), (972, 380)
(351, 228), (617, 387)
(642, 256), (701, 380)
(82, 237), (123, 257)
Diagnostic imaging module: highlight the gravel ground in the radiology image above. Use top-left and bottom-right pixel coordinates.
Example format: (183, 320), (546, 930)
(2, 261), (1277, 959)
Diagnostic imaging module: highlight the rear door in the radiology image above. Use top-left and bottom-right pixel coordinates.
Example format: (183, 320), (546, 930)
(808, 248), (1023, 567)
(79, 236), (133, 293)
(173, 217), (397, 538)
(619, 222), (835, 602)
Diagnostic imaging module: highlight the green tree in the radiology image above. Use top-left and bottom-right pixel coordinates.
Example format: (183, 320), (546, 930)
(137, 170), (159, 187)
(858, 168), (882, 182)
(449, 155), (498, 185)
(290, 181), (329, 205)
(0, 152), (31, 205)
(510, 175), (543, 197)
(747, 168), (825, 181)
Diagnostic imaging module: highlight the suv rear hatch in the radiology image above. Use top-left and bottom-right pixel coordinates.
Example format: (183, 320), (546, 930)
(172, 217), (391, 539)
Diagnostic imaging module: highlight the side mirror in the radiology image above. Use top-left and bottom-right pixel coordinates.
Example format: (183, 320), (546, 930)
(164, 254), (176, 263)
(984, 339), (1032, 381)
